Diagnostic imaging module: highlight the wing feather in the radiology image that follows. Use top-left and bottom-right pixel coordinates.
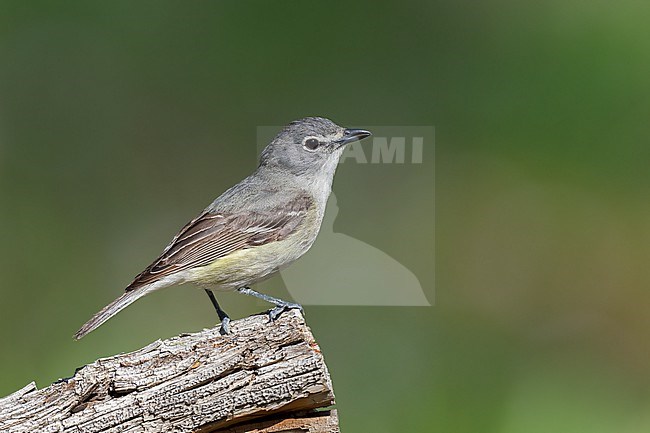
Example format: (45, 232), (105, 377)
(126, 195), (312, 290)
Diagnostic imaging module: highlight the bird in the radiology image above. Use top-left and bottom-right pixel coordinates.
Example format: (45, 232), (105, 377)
(74, 117), (371, 339)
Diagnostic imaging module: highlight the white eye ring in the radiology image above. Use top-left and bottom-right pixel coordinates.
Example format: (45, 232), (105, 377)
(303, 137), (320, 151)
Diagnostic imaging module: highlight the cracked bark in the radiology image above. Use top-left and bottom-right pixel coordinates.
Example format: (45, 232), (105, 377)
(0, 310), (338, 433)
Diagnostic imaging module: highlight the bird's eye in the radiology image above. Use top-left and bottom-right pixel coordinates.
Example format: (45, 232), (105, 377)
(303, 138), (320, 151)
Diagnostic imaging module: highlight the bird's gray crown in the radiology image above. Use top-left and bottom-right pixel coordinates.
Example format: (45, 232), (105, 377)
(284, 117), (341, 137)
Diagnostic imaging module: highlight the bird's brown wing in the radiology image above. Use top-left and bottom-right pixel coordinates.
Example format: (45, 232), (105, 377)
(126, 195), (312, 291)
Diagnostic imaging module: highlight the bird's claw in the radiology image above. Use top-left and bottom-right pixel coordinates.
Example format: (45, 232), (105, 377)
(268, 302), (304, 322)
(219, 316), (231, 335)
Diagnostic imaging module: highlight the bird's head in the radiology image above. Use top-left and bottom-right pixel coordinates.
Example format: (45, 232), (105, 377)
(259, 117), (371, 177)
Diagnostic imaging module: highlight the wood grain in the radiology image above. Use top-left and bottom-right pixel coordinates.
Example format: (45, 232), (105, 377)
(0, 310), (337, 432)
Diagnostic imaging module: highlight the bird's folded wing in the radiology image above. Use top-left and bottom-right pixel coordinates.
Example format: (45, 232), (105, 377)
(126, 195), (312, 290)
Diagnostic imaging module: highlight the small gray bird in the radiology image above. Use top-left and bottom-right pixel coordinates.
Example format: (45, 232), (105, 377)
(75, 117), (371, 339)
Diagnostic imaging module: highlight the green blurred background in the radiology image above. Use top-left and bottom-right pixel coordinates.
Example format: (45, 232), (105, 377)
(1, 1), (649, 432)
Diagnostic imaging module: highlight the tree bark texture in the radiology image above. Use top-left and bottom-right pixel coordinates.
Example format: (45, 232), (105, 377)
(0, 310), (338, 432)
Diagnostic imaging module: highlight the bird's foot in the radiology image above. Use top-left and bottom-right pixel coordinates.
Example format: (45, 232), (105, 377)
(268, 301), (304, 322)
(219, 316), (231, 335)
(235, 287), (304, 323)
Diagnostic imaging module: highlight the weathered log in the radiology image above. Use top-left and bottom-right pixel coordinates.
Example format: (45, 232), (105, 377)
(0, 310), (338, 432)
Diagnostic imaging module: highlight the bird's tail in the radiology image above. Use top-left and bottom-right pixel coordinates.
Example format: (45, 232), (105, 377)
(74, 287), (152, 340)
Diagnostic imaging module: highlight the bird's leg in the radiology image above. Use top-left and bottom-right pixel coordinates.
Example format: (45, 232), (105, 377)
(204, 289), (231, 335)
(237, 287), (304, 321)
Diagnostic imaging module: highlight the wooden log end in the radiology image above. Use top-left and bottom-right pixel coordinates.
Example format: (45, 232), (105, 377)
(0, 310), (338, 433)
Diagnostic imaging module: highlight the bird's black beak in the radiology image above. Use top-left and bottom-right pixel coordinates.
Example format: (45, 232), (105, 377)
(337, 128), (372, 147)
